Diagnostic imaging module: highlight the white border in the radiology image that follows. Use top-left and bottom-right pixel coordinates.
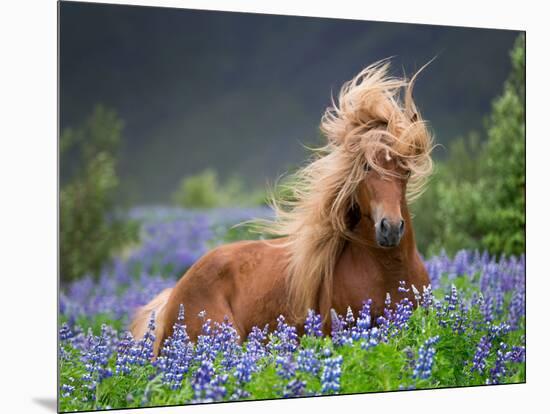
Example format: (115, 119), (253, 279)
(1, 1), (548, 414)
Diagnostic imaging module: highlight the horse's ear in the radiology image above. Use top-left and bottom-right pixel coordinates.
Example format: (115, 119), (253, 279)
(346, 202), (362, 231)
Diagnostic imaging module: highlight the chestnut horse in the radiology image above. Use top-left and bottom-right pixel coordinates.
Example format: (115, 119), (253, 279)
(131, 60), (434, 355)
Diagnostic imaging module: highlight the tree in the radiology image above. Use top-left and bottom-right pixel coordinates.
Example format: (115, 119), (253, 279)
(60, 105), (139, 282)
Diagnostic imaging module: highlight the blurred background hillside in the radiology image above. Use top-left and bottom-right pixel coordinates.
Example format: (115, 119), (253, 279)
(60, 2), (518, 204)
(59, 2), (524, 282)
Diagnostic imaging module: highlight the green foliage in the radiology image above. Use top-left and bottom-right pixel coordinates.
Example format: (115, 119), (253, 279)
(413, 34), (525, 256)
(60, 105), (139, 282)
(171, 169), (267, 208)
(478, 34), (525, 255)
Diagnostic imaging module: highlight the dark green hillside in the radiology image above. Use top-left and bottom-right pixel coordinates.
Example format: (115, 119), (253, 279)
(60, 2), (519, 204)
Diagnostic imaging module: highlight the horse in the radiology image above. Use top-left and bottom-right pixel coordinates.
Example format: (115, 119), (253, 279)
(131, 60), (434, 356)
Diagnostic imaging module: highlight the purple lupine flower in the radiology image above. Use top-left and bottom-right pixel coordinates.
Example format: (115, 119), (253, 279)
(80, 325), (115, 395)
(392, 298), (414, 331)
(494, 284), (504, 316)
(245, 325), (268, 361)
(480, 294), (494, 324)
(275, 354), (297, 380)
(234, 352), (256, 384)
(231, 350), (257, 401)
(60, 382), (75, 398)
(505, 346), (526, 363)
(508, 289), (525, 329)
(115, 332), (135, 375)
(330, 309), (354, 346)
(212, 317), (241, 370)
(412, 336), (440, 380)
(488, 322), (511, 340)
(398, 280), (410, 293)
(304, 310), (323, 337)
(191, 370), (229, 403)
(268, 315), (298, 356)
(283, 379), (306, 398)
(445, 284), (459, 312)
(471, 336), (491, 375)
(202, 374), (229, 402)
(195, 313), (217, 362)
(352, 299), (372, 341)
(129, 312), (156, 366)
(421, 285), (434, 310)
(296, 348), (320, 375)
(487, 342), (508, 385)
(359, 326), (381, 350)
(59, 323), (74, 341)
(156, 305), (194, 390)
(453, 250), (470, 277)
(321, 355), (343, 394)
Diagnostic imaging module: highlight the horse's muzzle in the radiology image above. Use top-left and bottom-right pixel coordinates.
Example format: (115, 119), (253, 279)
(375, 218), (405, 247)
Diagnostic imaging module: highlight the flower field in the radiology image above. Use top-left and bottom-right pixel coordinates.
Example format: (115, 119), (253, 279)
(59, 207), (526, 412)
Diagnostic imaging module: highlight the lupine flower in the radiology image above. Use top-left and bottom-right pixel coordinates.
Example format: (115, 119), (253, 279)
(412, 336), (440, 380)
(283, 379), (306, 398)
(304, 309), (323, 337)
(508, 289), (525, 329)
(234, 352), (256, 384)
(115, 332), (135, 375)
(195, 314), (217, 362)
(80, 325), (114, 396)
(357, 299), (372, 329)
(192, 359), (225, 402)
(60, 323), (74, 341)
(61, 383), (75, 398)
(213, 317), (241, 370)
(245, 325), (268, 361)
(322, 347), (332, 358)
(275, 354), (297, 380)
(156, 305), (194, 390)
(398, 280), (410, 293)
(296, 348), (320, 375)
(487, 342), (508, 385)
(392, 298), (414, 331)
(268, 315), (298, 356)
(360, 327), (381, 350)
(421, 285), (434, 310)
(488, 322), (511, 340)
(321, 356), (343, 394)
(129, 313), (156, 366)
(330, 309), (349, 346)
(471, 336), (491, 375)
(505, 346), (526, 363)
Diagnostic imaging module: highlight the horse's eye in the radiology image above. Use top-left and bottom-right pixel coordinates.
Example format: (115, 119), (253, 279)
(404, 170), (412, 179)
(364, 164), (372, 172)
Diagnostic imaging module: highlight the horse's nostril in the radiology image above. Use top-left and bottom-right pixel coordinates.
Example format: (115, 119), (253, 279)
(399, 220), (405, 232)
(380, 218), (390, 233)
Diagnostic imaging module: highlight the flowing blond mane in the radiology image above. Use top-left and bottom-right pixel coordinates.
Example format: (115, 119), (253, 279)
(260, 59), (434, 321)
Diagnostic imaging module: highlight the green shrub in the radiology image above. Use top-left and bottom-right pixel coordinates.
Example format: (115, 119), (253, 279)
(172, 169), (220, 208)
(413, 34), (525, 257)
(60, 105), (139, 282)
(172, 169), (268, 208)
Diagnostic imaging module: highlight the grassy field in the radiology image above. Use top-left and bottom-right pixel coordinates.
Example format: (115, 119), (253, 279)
(59, 207), (525, 412)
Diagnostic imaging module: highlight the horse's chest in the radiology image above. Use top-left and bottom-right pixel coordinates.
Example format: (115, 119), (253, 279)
(330, 248), (411, 316)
